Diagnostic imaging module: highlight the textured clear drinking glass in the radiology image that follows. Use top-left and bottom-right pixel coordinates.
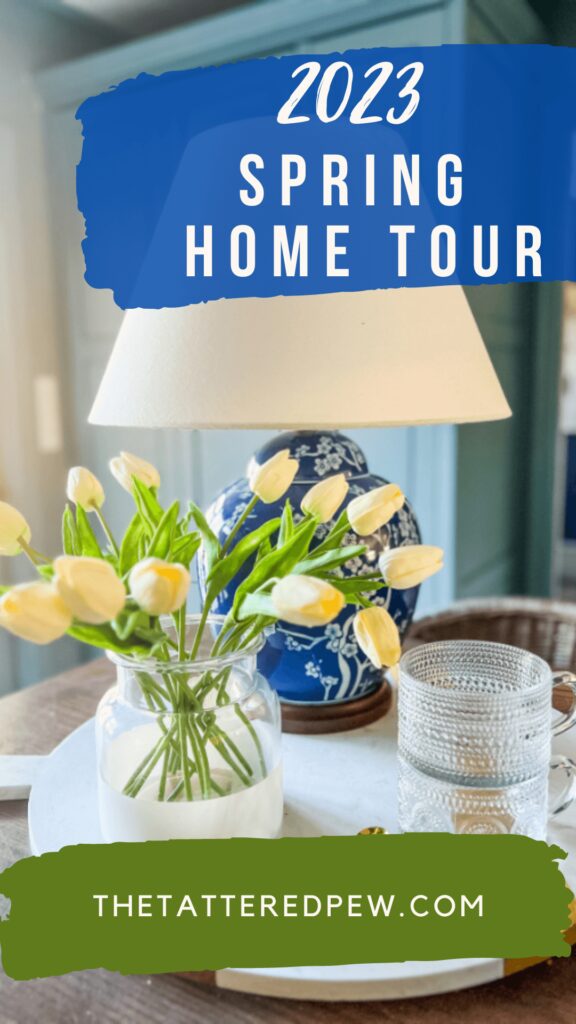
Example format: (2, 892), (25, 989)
(397, 640), (576, 837)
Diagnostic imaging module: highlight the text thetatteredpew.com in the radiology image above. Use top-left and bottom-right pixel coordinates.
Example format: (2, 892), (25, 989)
(92, 891), (484, 921)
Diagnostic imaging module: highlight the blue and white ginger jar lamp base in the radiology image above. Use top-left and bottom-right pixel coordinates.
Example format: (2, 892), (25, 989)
(199, 430), (421, 704)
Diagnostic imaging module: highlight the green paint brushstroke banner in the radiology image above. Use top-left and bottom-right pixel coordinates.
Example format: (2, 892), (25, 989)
(0, 835), (571, 979)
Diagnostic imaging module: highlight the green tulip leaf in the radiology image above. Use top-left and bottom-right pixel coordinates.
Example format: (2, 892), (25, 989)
(187, 503), (221, 574)
(133, 625), (169, 644)
(310, 507), (352, 557)
(325, 573), (383, 592)
(112, 608), (150, 641)
(171, 532), (201, 568)
(75, 506), (102, 558)
(132, 477), (164, 530)
(68, 621), (150, 656)
(232, 517), (317, 618)
(236, 592), (277, 621)
(292, 543), (366, 576)
(255, 536), (273, 564)
(206, 518), (280, 594)
(277, 499), (294, 547)
(178, 505), (196, 534)
(62, 506), (80, 556)
(145, 501), (180, 560)
(119, 514), (146, 577)
(325, 575), (385, 602)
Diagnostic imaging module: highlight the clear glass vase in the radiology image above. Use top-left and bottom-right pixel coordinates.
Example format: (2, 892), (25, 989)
(95, 615), (283, 842)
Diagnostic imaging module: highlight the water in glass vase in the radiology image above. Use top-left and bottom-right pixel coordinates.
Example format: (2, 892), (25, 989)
(98, 734), (283, 842)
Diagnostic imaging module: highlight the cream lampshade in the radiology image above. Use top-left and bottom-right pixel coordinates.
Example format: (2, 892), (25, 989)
(89, 287), (511, 428)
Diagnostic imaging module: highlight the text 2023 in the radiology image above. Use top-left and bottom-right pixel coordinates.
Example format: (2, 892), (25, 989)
(277, 60), (424, 125)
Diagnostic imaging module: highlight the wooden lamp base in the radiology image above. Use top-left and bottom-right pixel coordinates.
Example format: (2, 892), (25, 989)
(280, 680), (392, 734)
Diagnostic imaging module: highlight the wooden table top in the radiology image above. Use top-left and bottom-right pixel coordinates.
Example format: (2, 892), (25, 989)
(0, 660), (574, 1023)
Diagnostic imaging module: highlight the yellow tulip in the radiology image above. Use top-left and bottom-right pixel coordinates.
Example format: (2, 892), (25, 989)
(0, 582), (72, 643)
(379, 545), (444, 589)
(54, 556), (126, 624)
(248, 449), (298, 503)
(129, 558), (190, 616)
(0, 501), (31, 556)
(300, 474), (349, 523)
(271, 575), (344, 627)
(347, 484), (404, 536)
(109, 451), (161, 494)
(66, 467), (105, 511)
(353, 606), (401, 668)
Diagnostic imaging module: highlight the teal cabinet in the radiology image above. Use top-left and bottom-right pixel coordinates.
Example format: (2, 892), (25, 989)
(456, 0), (559, 599)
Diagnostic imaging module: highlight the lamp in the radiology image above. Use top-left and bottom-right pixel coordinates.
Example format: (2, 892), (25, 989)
(90, 287), (510, 727)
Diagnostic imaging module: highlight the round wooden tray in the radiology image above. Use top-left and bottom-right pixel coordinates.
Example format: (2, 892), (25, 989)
(281, 681), (392, 734)
(27, 704), (576, 1002)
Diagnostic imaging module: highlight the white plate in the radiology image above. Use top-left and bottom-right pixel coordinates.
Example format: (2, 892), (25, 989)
(25, 708), (576, 1002)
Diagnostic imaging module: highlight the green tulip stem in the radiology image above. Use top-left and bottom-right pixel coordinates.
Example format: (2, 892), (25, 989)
(177, 715), (193, 800)
(124, 733), (171, 798)
(221, 494), (258, 555)
(211, 614), (261, 659)
(93, 508), (120, 559)
(179, 606), (187, 661)
(209, 775), (227, 797)
(186, 718), (210, 797)
(215, 667), (232, 705)
(188, 599), (212, 661)
(167, 779), (185, 802)
(205, 727), (252, 788)
(235, 705), (266, 779)
(214, 724), (252, 776)
(209, 614), (240, 657)
(157, 744), (171, 801)
(18, 536), (49, 567)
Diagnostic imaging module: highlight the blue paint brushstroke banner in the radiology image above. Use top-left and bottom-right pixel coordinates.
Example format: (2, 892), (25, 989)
(77, 44), (576, 309)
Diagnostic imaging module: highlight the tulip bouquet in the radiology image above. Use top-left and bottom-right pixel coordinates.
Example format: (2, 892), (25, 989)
(0, 449), (443, 804)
